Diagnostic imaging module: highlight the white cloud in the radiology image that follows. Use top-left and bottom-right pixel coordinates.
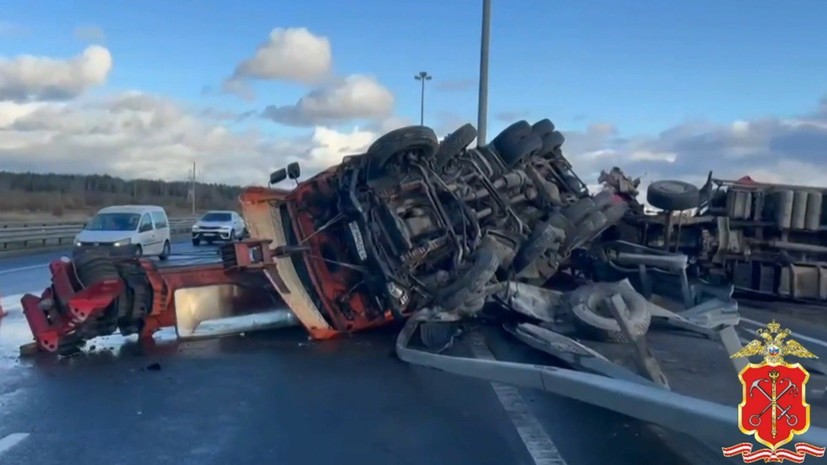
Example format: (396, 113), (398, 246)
(557, 99), (827, 195)
(224, 27), (333, 97)
(0, 91), (387, 186)
(0, 46), (112, 101)
(261, 74), (394, 127)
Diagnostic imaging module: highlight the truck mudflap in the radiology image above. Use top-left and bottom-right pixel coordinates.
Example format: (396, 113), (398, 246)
(396, 299), (827, 453)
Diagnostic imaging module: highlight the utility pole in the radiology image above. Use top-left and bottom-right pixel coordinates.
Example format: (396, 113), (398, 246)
(477, 0), (491, 146)
(415, 71), (432, 126)
(191, 161), (196, 215)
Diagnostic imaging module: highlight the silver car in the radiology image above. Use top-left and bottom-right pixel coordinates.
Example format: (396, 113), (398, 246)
(191, 210), (246, 245)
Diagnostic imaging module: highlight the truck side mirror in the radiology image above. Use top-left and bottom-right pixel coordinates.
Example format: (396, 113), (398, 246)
(287, 162), (301, 180)
(269, 168), (287, 184)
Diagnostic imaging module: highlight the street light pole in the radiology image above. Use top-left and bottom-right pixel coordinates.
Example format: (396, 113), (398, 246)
(477, 0), (491, 146)
(415, 71), (432, 126)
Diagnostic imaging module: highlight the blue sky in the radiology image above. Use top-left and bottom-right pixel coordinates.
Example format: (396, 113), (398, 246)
(3, 0), (826, 136)
(1, 1), (826, 187)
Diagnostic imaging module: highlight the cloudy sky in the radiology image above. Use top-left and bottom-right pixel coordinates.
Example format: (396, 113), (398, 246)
(1, 0), (826, 192)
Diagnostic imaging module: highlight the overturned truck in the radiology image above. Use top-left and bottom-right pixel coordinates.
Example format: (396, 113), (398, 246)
(19, 118), (827, 459)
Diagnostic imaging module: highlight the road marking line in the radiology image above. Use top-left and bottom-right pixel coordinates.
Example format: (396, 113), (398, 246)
(468, 334), (568, 465)
(741, 317), (827, 350)
(0, 264), (47, 276)
(0, 433), (29, 457)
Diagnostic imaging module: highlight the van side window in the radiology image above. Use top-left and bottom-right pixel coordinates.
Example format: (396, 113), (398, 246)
(151, 211), (169, 229)
(139, 213), (154, 232)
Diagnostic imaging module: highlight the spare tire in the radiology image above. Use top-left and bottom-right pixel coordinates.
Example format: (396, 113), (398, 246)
(646, 180), (700, 211)
(366, 126), (439, 170)
(567, 279), (652, 343)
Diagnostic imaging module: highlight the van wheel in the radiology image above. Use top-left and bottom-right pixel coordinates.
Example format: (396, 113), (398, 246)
(192, 238), (200, 246)
(134, 245), (143, 257)
(159, 241), (170, 260)
(229, 229), (236, 242)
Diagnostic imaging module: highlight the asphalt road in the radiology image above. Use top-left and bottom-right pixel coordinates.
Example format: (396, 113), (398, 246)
(0, 240), (770, 465)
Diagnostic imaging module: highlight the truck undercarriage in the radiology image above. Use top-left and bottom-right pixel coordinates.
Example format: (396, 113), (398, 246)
(16, 118), (827, 458)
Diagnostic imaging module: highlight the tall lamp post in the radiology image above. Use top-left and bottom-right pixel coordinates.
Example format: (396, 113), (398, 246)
(415, 71), (432, 126)
(477, 0), (491, 146)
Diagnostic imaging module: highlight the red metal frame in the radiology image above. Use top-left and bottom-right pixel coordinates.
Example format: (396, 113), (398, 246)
(20, 241), (284, 353)
(22, 259), (125, 352)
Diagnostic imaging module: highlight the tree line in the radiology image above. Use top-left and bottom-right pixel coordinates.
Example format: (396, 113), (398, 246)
(0, 171), (245, 217)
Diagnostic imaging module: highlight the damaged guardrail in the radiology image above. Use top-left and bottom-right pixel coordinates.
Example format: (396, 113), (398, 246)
(395, 314), (827, 451)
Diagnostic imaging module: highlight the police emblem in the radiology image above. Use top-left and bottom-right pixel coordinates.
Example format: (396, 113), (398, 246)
(722, 320), (826, 462)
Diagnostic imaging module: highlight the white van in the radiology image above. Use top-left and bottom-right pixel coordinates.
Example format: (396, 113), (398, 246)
(74, 205), (172, 259)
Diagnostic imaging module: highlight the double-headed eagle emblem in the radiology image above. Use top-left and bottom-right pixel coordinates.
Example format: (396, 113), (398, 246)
(722, 320), (826, 462)
(731, 320), (817, 364)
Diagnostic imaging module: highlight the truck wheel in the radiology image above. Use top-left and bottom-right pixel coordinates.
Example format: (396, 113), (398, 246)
(491, 128), (543, 167)
(567, 280), (652, 343)
(512, 221), (565, 274)
(73, 253), (129, 334)
(541, 131), (565, 153)
(367, 126), (439, 170)
(492, 120), (531, 146)
(434, 123), (477, 171)
(531, 119), (556, 138)
(434, 239), (501, 314)
(74, 253), (120, 287)
(646, 180), (700, 211)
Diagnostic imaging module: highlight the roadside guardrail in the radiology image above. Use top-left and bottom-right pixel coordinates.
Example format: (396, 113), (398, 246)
(0, 217), (198, 253)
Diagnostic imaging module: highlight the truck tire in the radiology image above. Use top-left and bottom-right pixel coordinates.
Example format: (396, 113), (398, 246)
(512, 221), (565, 274)
(492, 130), (543, 168)
(531, 119), (556, 138)
(646, 180), (700, 211)
(433, 123), (477, 171)
(366, 126), (439, 170)
(541, 130), (565, 153)
(74, 253), (120, 287)
(435, 239), (501, 314)
(567, 280), (652, 343)
(492, 120), (531, 146)
(72, 253), (129, 335)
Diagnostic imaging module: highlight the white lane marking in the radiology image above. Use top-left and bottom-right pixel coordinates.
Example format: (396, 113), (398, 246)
(0, 433), (29, 458)
(468, 334), (568, 465)
(741, 317), (827, 350)
(0, 264), (47, 276)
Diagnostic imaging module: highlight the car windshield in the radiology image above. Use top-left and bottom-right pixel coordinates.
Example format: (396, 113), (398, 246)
(84, 213), (141, 231)
(201, 212), (232, 222)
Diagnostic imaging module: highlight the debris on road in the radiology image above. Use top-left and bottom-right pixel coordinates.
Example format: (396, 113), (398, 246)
(14, 118), (827, 456)
(143, 362), (161, 371)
